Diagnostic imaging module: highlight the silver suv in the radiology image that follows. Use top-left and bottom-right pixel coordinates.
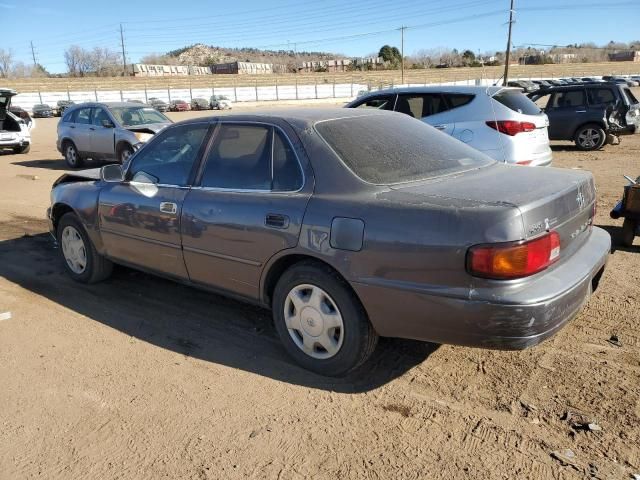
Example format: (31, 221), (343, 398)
(57, 102), (172, 168)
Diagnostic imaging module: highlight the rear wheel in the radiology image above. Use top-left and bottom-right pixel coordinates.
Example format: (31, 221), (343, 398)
(621, 218), (637, 247)
(57, 212), (113, 283)
(63, 141), (83, 168)
(272, 261), (378, 376)
(575, 124), (606, 151)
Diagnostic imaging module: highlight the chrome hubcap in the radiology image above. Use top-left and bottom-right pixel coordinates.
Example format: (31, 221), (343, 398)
(284, 284), (344, 359)
(121, 149), (132, 163)
(578, 129), (600, 148)
(60, 226), (87, 274)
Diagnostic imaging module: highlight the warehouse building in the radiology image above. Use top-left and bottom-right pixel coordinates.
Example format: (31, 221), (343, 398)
(608, 51), (640, 62)
(210, 61), (274, 74)
(132, 64), (211, 76)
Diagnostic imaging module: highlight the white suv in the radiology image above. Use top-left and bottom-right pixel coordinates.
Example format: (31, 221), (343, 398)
(346, 86), (552, 166)
(1, 88), (32, 154)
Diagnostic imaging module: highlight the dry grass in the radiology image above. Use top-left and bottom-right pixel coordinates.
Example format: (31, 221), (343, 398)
(4, 62), (639, 92)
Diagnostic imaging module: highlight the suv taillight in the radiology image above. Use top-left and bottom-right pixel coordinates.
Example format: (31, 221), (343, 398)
(467, 231), (560, 279)
(486, 120), (536, 136)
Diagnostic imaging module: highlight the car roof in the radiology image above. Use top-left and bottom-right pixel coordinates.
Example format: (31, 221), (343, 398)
(0, 87), (17, 96)
(359, 85), (519, 96)
(532, 82), (621, 92)
(66, 101), (151, 109)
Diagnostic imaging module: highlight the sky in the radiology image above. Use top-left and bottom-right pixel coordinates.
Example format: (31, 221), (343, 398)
(2, 0), (639, 73)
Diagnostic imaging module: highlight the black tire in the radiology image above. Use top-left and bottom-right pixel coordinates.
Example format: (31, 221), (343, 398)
(621, 218), (637, 248)
(57, 212), (113, 284)
(12, 144), (30, 154)
(117, 144), (134, 164)
(63, 141), (83, 168)
(272, 260), (378, 376)
(574, 124), (606, 151)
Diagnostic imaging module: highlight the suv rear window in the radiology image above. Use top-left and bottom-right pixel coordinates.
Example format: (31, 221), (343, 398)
(315, 114), (493, 184)
(493, 91), (541, 115)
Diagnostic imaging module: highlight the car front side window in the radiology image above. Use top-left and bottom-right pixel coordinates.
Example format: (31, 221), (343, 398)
(127, 123), (209, 186)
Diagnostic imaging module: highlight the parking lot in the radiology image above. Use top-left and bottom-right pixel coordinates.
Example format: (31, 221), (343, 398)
(1, 104), (639, 479)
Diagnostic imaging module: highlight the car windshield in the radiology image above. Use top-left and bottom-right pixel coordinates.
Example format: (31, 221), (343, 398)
(315, 113), (493, 184)
(110, 106), (169, 126)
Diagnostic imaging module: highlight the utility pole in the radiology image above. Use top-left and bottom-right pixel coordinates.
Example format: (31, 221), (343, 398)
(30, 41), (37, 66)
(120, 23), (127, 77)
(502, 0), (515, 85)
(400, 26), (407, 84)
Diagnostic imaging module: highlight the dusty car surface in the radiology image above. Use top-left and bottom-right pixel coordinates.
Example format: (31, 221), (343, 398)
(1, 87), (32, 154)
(56, 102), (172, 168)
(47, 109), (610, 376)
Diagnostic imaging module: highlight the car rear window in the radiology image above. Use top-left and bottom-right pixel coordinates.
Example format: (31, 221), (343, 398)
(315, 114), (493, 184)
(492, 90), (541, 115)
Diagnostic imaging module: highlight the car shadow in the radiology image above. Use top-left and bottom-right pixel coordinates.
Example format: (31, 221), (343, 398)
(0, 230), (438, 392)
(596, 224), (639, 253)
(11, 159), (71, 171)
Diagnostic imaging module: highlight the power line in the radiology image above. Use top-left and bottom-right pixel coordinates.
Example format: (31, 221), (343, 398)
(120, 24), (127, 77)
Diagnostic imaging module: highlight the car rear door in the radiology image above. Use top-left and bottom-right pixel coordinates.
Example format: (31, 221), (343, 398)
(71, 106), (93, 154)
(395, 93), (455, 135)
(180, 121), (312, 300)
(98, 122), (210, 278)
(545, 88), (587, 140)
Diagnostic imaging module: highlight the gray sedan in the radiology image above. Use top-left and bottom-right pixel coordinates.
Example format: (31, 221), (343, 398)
(56, 102), (172, 168)
(47, 109), (610, 376)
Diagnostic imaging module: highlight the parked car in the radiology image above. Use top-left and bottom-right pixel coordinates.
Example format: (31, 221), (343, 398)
(210, 95), (232, 110)
(346, 86), (552, 166)
(148, 98), (169, 112)
(8, 105), (34, 128)
(47, 109), (610, 375)
(32, 103), (54, 118)
(0, 88), (32, 154)
(528, 83), (640, 150)
(56, 102), (173, 168)
(169, 100), (191, 112)
(191, 97), (210, 111)
(581, 77), (605, 83)
(126, 99), (145, 104)
(54, 100), (75, 117)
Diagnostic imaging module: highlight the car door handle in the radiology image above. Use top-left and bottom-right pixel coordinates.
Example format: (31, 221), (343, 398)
(69, 125), (75, 128)
(434, 125), (447, 130)
(89, 127), (96, 130)
(265, 213), (289, 229)
(159, 202), (177, 214)
(576, 110), (587, 113)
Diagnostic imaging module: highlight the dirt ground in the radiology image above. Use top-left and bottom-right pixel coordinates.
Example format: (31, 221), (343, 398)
(0, 103), (639, 480)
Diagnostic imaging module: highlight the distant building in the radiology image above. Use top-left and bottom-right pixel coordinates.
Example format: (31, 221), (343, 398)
(551, 53), (577, 64)
(210, 61), (274, 74)
(608, 51), (640, 62)
(132, 64), (211, 77)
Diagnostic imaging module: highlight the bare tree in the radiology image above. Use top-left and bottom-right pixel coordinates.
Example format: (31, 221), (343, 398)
(89, 47), (121, 76)
(0, 48), (13, 78)
(64, 45), (84, 77)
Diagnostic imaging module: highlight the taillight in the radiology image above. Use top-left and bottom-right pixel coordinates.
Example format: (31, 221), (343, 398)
(516, 160), (532, 166)
(467, 231), (560, 279)
(486, 120), (536, 136)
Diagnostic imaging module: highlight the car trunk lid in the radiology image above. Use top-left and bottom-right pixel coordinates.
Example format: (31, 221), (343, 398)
(391, 164), (595, 255)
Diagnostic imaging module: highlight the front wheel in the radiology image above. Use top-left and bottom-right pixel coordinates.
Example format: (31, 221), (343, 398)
(272, 261), (378, 376)
(621, 218), (637, 247)
(575, 124), (606, 151)
(57, 213), (113, 283)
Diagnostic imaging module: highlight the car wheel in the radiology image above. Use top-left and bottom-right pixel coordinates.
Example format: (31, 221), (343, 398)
(57, 213), (113, 283)
(272, 261), (378, 376)
(575, 124), (606, 151)
(63, 141), (83, 168)
(118, 144), (134, 164)
(13, 144), (30, 154)
(621, 218), (637, 247)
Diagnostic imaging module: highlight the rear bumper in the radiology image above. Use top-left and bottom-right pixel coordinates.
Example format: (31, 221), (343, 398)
(353, 227), (610, 349)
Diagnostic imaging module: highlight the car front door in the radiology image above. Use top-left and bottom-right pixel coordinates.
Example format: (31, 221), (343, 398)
(89, 107), (116, 159)
(97, 122), (210, 278)
(71, 106), (93, 155)
(180, 122), (312, 299)
(545, 89), (587, 140)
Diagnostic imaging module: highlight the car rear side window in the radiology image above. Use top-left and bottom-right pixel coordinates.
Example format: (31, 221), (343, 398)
(587, 88), (615, 106)
(200, 124), (302, 191)
(549, 90), (586, 109)
(493, 91), (541, 114)
(445, 93), (475, 109)
(75, 107), (92, 125)
(62, 110), (74, 123)
(623, 88), (638, 104)
(395, 94), (448, 119)
(315, 114), (493, 184)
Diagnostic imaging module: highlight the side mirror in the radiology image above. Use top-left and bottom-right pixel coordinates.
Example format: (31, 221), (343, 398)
(102, 119), (115, 128)
(101, 164), (125, 183)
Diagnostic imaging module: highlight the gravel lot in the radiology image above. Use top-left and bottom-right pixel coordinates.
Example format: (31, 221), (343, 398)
(0, 104), (639, 480)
